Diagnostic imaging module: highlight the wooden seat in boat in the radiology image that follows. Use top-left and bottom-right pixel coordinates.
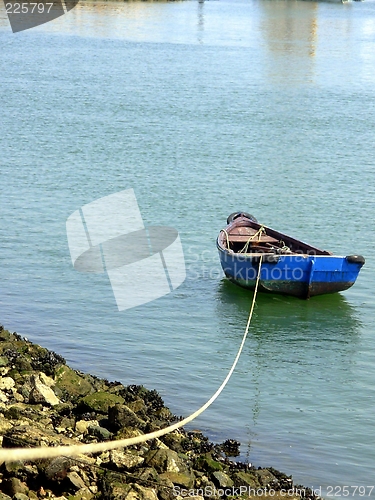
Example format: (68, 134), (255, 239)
(228, 234), (279, 243)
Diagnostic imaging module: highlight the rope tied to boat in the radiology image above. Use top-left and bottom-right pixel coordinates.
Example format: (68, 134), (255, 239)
(221, 229), (231, 252)
(0, 258), (263, 462)
(239, 225), (266, 253)
(278, 240), (291, 253)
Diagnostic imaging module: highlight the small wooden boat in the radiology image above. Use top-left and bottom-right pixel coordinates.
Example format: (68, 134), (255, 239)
(217, 212), (365, 299)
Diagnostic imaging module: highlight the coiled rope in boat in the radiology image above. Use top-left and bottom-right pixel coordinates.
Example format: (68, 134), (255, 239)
(0, 258), (263, 462)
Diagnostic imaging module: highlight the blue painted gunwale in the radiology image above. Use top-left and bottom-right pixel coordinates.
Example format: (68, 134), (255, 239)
(217, 216), (365, 299)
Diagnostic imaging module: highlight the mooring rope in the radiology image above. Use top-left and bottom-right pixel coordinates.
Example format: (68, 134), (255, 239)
(0, 257), (263, 462)
(221, 229), (231, 251)
(239, 226), (266, 254)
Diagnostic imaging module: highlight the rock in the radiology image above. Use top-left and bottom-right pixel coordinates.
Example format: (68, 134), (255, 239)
(155, 406), (174, 421)
(153, 438), (169, 449)
(29, 374), (60, 406)
(108, 404), (146, 431)
(136, 467), (159, 483)
(18, 384), (30, 401)
(4, 461), (23, 474)
(39, 372), (55, 387)
(132, 484), (158, 500)
(23, 463), (39, 480)
(59, 415), (76, 429)
(233, 471), (259, 488)
(44, 457), (71, 480)
(28, 345), (65, 375)
(0, 376), (15, 390)
(212, 471), (234, 488)
(54, 365), (93, 398)
(100, 472), (133, 498)
(145, 449), (187, 474)
(79, 392), (124, 414)
(257, 468), (278, 487)
(2, 477), (29, 497)
(0, 494), (12, 500)
(1, 461), (39, 487)
(159, 471), (195, 489)
(127, 397), (147, 414)
(95, 451), (109, 466)
(13, 355), (33, 371)
(13, 494), (29, 500)
(0, 325), (9, 339)
(12, 391), (24, 403)
(68, 489), (93, 500)
(109, 450), (144, 470)
(194, 453), (223, 473)
(3, 423), (78, 450)
(4, 403), (40, 421)
(75, 419), (98, 434)
(67, 471), (86, 490)
(0, 416), (13, 434)
(220, 438), (240, 457)
(0, 356), (9, 367)
(113, 484), (157, 500)
(115, 426), (144, 440)
(162, 432), (185, 452)
(87, 424), (112, 440)
(158, 484), (174, 500)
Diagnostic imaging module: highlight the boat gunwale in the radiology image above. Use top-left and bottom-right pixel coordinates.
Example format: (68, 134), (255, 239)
(217, 216), (332, 257)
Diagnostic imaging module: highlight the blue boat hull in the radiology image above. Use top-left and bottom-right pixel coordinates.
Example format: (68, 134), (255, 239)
(217, 248), (364, 299)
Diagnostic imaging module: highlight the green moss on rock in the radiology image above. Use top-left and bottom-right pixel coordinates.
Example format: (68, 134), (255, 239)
(54, 366), (93, 399)
(0, 356), (9, 367)
(232, 471), (259, 488)
(79, 392), (124, 414)
(194, 453), (223, 473)
(159, 471), (195, 489)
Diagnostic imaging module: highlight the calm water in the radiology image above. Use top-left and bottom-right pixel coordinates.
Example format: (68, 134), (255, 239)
(1, 0), (375, 496)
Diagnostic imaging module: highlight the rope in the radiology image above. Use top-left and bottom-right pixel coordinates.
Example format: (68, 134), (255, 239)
(278, 241), (291, 253)
(0, 257), (263, 462)
(221, 229), (231, 251)
(239, 226), (266, 254)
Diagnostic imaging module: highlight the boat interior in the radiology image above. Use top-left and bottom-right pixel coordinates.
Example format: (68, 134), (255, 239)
(219, 219), (332, 256)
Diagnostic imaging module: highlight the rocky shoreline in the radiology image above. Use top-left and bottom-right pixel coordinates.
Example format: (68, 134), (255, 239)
(0, 325), (319, 500)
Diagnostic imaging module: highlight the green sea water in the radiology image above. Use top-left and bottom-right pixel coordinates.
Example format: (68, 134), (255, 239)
(1, 0), (375, 495)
